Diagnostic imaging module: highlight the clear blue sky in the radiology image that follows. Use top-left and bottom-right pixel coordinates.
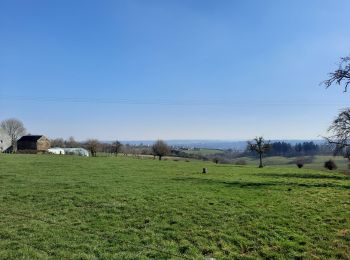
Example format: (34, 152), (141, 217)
(0, 0), (349, 140)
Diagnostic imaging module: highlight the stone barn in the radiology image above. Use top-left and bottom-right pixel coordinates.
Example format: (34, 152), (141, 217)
(17, 135), (51, 152)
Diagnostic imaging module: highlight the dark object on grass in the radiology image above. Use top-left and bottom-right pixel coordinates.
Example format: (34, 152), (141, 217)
(296, 157), (304, 168)
(202, 168), (207, 174)
(324, 160), (337, 170)
(288, 188), (292, 191)
(179, 245), (189, 254)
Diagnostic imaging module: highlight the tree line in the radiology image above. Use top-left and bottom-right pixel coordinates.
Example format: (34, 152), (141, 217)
(244, 141), (331, 157)
(51, 137), (170, 159)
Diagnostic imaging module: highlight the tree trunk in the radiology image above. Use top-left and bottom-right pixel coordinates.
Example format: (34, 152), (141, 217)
(12, 139), (17, 153)
(259, 153), (263, 168)
(159, 155), (162, 160)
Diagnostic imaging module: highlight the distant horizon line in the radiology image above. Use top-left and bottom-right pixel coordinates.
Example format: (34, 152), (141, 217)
(101, 138), (325, 143)
(42, 137), (326, 142)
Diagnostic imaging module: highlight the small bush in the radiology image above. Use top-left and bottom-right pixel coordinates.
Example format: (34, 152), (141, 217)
(295, 157), (304, 168)
(212, 157), (220, 164)
(324, 160), (337, 170)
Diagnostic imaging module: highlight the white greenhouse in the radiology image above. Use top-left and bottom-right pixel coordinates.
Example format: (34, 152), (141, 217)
(48, 148), (65, 155)
(63, 148), (90, 157)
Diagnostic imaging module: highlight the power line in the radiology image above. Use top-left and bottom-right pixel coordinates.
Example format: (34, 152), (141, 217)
(0, 95), (346, 107)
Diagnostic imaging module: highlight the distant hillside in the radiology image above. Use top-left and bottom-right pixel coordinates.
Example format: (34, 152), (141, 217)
(108, 139), (326, 151)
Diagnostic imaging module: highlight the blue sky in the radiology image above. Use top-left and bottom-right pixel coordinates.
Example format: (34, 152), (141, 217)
(0, 0), (349, 140)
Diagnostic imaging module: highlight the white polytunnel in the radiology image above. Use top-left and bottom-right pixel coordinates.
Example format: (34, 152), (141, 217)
(63, 148), (90, 157)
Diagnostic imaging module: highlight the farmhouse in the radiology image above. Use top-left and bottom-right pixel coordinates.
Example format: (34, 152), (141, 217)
(17, 135), (50, 152)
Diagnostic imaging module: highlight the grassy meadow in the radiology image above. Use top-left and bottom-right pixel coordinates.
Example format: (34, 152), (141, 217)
(0, 154), (349, 259)
(232, 155), (350, 171)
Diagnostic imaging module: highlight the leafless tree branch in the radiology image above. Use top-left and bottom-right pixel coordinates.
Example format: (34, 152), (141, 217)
(322, 56), (350, 92)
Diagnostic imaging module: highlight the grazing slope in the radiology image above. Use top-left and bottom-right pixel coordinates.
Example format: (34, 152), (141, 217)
(0, 155), (349, 259)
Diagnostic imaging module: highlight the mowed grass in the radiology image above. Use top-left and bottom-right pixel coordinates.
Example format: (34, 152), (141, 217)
(0, 155), (349, 259)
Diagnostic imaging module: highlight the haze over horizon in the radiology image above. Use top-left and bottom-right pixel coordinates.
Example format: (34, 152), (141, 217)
(1, 0), (349, 140)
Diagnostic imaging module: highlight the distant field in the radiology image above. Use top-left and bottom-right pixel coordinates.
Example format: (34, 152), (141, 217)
(234, 155), (350, 171)
(183, 148), (224, 155)
(0, 154), (349, 259)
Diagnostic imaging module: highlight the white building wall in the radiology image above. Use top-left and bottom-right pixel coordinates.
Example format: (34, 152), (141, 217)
(0, 129), (11, 152)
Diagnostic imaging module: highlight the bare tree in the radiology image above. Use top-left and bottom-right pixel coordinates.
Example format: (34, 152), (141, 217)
(247, 137), (270, 168)
(323, 56), (350, 92)
(122, 144), (131, 156)
(152, 140), (170, 160)
(112, 140), (123, 156)
(65, 136), (78, 148)
(325, 109), (350, 156)
(323, 55), (350, 159)
(131, 146), (140, 158)
(0, 118), (26, 152)
(86, 139), (100, 157)
(51, 138), (65, 147)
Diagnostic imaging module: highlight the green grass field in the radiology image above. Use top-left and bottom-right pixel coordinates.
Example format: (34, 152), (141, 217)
(0, 154), (349, 259)
(234, 155), (350, 171)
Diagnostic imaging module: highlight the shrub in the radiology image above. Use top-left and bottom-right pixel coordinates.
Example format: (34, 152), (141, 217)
(324, 160), (337, 170)
(295, 157), (304, 168)
(212, 157), (220, 164)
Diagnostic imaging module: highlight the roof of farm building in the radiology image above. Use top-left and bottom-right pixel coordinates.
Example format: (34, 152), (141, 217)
(17, 135), (44, 142)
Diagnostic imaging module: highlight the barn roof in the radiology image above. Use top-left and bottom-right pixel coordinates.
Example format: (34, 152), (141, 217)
(18, 135), (44, 142)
